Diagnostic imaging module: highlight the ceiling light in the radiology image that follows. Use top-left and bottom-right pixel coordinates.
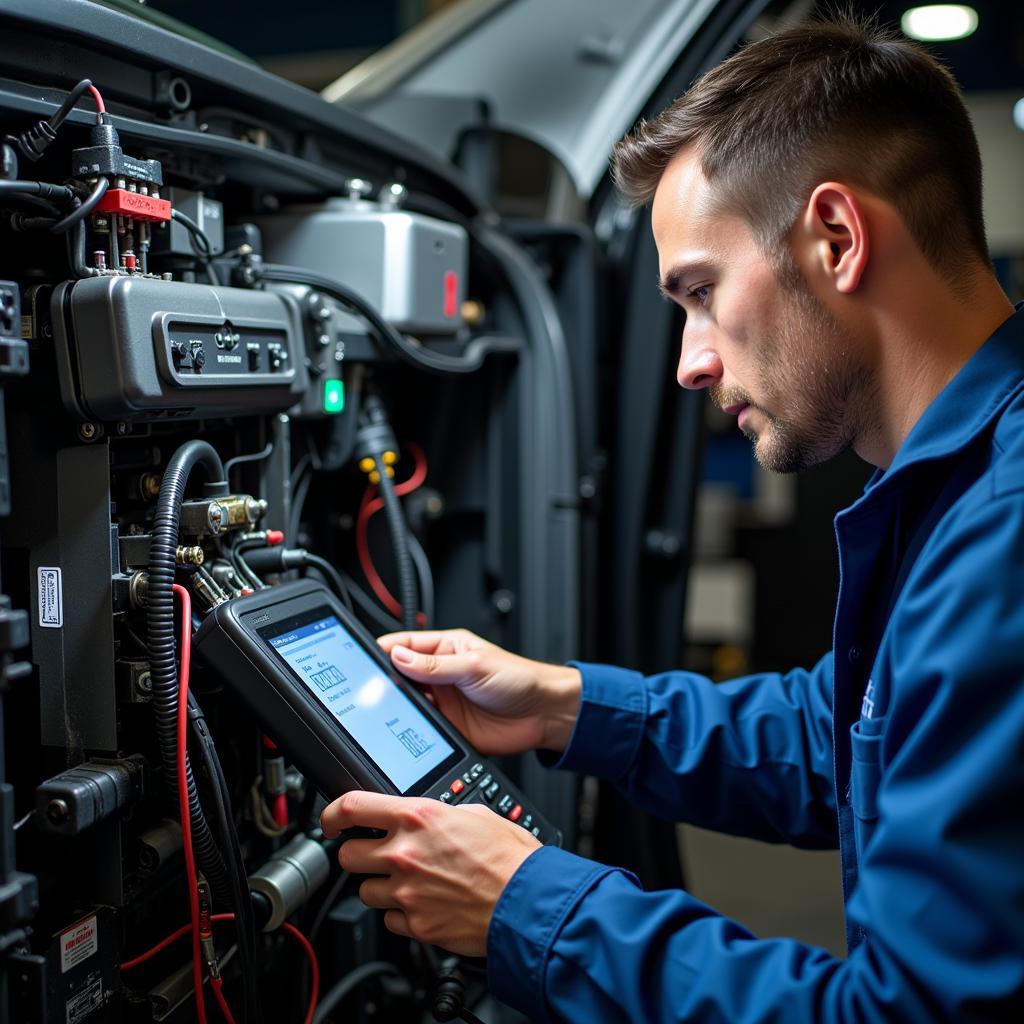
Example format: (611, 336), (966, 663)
(901, 5), (979, 42)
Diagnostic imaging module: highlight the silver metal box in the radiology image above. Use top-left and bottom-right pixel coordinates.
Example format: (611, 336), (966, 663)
(256, 196), (467, 336)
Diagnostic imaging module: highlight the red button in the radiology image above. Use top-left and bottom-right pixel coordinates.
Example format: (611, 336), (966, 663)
(450, 779), (465, 794)
(508, 804), (523, 822)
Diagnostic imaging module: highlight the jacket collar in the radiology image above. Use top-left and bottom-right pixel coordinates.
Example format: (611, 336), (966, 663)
(866, 302), (1024, 490)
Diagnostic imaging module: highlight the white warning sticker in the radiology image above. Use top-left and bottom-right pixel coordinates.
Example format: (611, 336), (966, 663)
(60, 915), (98, 974)
(37, 566), (63, 628)
(65, 971), (103, 1024)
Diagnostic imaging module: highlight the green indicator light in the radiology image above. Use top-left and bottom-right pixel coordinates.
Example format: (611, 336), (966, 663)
(323, 378), (345, 414)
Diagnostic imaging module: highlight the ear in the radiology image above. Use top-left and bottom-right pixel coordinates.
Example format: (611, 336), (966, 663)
(796, 183), (869, 294)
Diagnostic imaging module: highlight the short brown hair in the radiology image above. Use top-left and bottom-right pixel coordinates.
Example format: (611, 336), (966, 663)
(612, 16), (990, 279)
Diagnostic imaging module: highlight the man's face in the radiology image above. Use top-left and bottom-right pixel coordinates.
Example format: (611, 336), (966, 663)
(651, 149), (872, 473)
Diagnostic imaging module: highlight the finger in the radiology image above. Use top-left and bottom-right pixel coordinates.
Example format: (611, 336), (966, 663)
(383, 909), (412, 938)
(337, 837), (391, 874)
(320, 790), (405, 835)
(388, 645), (482, 686)
(359, 876), (399, 910)
(377, 631), (464, 656)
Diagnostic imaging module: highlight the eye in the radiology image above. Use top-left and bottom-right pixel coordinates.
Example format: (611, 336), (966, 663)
(687, 285), (712, 307)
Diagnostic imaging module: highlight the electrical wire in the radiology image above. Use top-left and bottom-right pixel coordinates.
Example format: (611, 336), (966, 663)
(49, 175), (108, 234)
(355, 444), (429, 624)
(122, 920), (314, 1024)
(121, 914), (320, 1024)
(223, 441), (274, 480)
(172, 583), (209, 1024)
(189, 693), (261, 1024)
(172, 207), (219, 284)
(262, 264), (504, 376)
(407, 531), (435, 629)
(311, 961), (402, 1024)
(301, 553), (354, 614)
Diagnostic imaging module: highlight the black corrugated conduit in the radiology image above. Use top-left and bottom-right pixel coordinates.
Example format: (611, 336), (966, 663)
(147, 439), (231, 902)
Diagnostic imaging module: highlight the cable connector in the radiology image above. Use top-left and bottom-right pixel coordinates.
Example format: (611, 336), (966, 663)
(72, 121), (163, 187)
(11, 78), (105, 162)
(355, 395), (400, 482)
(196, 878), (220, 980)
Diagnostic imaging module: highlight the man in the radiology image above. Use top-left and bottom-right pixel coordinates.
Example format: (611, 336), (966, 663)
(322, 16), (1024, 1021)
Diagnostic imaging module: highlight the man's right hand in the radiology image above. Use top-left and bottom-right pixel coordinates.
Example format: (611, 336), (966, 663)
(376, 629), (582, 756)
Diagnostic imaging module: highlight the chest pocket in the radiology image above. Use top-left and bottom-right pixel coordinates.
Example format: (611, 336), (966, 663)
(850, 715), (885, 860)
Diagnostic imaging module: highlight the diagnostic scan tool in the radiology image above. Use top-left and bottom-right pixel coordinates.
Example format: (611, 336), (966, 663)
(194, 579), (560, 843)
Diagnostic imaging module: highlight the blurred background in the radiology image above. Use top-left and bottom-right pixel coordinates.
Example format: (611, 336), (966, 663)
(132, 0), (1023, 957)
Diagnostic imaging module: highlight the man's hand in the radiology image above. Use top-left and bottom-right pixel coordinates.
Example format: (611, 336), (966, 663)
(377, 628), (582, 755)
(321, 790), (540, 956)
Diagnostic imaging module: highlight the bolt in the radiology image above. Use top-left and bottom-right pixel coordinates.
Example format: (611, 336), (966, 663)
(79, 422), (97, 440)
(140, 473), (162, 501)
(175, 545), (204, 566)
(45, 799), (69, 825)
(208, 504), (224, 531)
(116, 421), (130, 435)
(136, 671), (152, 694)
(492, 589), (515, 615)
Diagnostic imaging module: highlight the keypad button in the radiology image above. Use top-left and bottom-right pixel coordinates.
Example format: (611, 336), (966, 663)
(477, 773), (493, 790)
(462, 771), (474, 785)
(508, 804), (523, 822)
(522, 814), (534, 831)
(531, 826), (541, 838)
(450, 779), (465, 795)
(484, 782), (500, 802)
(439, 791), (452, 803)
(470, 763), (485, 779)
(497, 794), (515, 815)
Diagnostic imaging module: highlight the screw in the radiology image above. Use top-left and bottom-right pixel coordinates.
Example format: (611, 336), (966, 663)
(136, 671), (152, 694)
(116, 421), (129, 435)
(79, 422), (97, 440)
(45, 799), (69, 825)
(140, 473), (162, 501)
(492, 589), (515, 615)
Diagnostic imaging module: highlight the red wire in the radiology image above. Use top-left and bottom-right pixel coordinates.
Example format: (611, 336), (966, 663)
(86, 84), (105, 116)
(121, 914), (319, 1024)
(356, 443), (429, 623)
(173, 583), (208, 1024)
(211, 977), (238, 1024)
(281, 923), (319, 1024)
(271, 792), (289, 828)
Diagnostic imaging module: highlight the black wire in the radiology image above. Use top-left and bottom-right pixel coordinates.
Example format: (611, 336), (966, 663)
(375, 455), (418, 632)
(171, 207), (219, 284)
(407, 532), (435, 629)
(288, 466), (313, 547)
(223, 441), (274, 480)
(300, 869), (350, 1008)
(188, 693), (261, 1024)
(338, 570), (403, 634)
(47, 79), (97, 130)
(49, 176), (108, 234)
(302, 554), (354, 614)
(262, 264), (503, 376)
(0, 179), (76, 202)
(311, 961), (403, 1023)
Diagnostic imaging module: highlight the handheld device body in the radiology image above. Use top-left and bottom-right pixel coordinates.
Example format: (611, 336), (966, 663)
(193, 579), (560, 844)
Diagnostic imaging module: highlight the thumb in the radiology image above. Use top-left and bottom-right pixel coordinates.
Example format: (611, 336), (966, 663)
(389, 644), (481, 686)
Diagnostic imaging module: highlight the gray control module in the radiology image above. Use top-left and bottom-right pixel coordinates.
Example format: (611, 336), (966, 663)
(52, 276), (307, 421)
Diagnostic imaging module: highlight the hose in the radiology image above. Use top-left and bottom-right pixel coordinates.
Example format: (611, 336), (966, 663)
(49, 176), (108, 234)
(147, 440), (231, 904)
(375, 454), (418, 631)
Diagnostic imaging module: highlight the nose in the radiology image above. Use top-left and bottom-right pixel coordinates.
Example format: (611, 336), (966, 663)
(676, 329), (723, 390)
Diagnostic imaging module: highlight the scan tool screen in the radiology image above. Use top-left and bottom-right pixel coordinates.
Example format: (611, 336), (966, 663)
(265, 611), (457, 793)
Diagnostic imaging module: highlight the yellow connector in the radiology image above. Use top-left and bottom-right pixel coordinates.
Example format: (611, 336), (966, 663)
(382, 451), (398, 466)
(358, 457), (375, 474)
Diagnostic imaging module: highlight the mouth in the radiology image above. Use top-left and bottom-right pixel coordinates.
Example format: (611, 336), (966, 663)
(721, 401), (751, 430)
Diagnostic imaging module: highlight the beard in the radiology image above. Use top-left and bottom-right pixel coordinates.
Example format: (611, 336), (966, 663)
(710, 256), (875, 474)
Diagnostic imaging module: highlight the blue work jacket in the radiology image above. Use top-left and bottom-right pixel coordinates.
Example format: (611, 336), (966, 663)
(487, 304), (1024, 1022)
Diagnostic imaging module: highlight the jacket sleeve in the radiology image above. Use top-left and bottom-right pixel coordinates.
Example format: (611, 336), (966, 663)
(488, 494), (1024, 1024)
(549, 654), (837, 848)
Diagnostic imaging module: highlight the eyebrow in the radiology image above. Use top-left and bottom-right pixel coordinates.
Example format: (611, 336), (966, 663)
(657, 260), (713, 301)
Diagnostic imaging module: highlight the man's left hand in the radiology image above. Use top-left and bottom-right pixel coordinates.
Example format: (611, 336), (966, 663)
(321, 790), (541, 956)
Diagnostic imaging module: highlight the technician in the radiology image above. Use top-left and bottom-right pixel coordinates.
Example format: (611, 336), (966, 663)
(322, 16), (1024, 1021)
